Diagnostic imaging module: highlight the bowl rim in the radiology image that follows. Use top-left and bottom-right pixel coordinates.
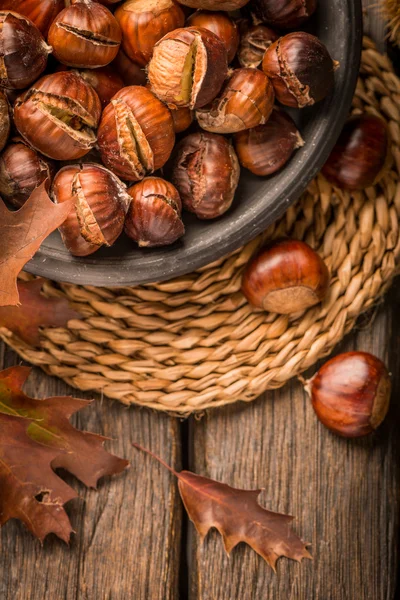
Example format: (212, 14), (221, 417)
(25, 0), (363, 287)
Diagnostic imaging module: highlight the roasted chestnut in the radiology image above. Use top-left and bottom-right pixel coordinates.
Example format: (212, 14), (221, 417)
(187, 10), (239, 63)
(176, 0), (250, 10)
(252, 0), (317, 29)
(321, 113), (390, 191)
(262, 32), (337, 108)
(125, 177), (185, 247)
(171, 107), (194, 133)
(238, 24), (278, 69)
(98, 86), (175, 181)
(115, 0), (185, 67)
(111, 50), (147, 87)
(0, 138), (54, 208)
(14, 71), (102, 161)
(65, 67), (125, 109)
(0, 11), (51, 89)
(241, 239), (330, 313)
(234, 108), (304, 176)
(51, 163), (131, 257)
(148, 27), (228, 109)
(171, 132), (240, 219)
(307, 351), (391, 438)
(0, 0), (64, 36)
(196, 68), (274, 134)
(48, 0), (122, 68)
(0, 91), (10, 153)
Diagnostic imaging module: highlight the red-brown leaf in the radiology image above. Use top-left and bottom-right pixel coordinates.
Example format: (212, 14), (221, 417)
(0, 183), (72, 306)
(132, 443), (311, 570)
(0, 367), (129, 542)
(0, 278), (81, 346)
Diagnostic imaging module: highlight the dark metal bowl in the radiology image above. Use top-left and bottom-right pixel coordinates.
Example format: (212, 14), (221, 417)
(26, 0), (363, 286)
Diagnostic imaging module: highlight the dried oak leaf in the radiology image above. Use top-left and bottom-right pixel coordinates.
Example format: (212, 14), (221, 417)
(0, 278), (81, 346)
(0, 366), (129, 542)
(133, 443), (311, 570)
(0, 183), (73, 307)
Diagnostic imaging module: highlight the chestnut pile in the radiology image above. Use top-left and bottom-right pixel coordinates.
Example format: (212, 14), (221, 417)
(0, 0), (339, 256)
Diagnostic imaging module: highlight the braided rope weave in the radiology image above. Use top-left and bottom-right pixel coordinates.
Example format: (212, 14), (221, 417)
(3, 38), (400, 414)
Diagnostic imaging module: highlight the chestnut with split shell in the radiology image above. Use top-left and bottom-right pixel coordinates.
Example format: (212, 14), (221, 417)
(241, 239), (330, 313)
(51, 163), (131, 257)
(262, 32), (337, 108)
(186, 10), (239, 63)
(238, 24), (279, 69)
(97, 86), (175, 181)
(306, 351), (391, 438)
(252, 0), (317, 29)
(56, 66), (125, 109)
(115, 0), (185, 67)
(0, 138), (54, 208)
(321, 113), (390, 191)
(48, 0), (122, 68)
(0, 11), (51, 90)
(147, 27), (228, 110)
(171, 131), (240, 220)
(125, 177), (185, 247)
(14, 71), (102, 161)
(196, 68), (275, 134)
(234, 108), (304, 176)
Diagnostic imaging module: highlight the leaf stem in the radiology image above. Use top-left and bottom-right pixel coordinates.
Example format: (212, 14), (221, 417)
(132, 442), (179, 477)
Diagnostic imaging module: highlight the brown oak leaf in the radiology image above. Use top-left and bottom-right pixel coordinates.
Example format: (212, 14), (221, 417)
(0, 183), (72, 306)
(132, 443), (311, 571)
(0, 367), (129, 542)
(0, 278), (81, 346)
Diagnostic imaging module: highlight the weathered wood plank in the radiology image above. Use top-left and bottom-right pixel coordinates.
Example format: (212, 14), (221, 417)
(0, 347), (182, 600)
(189, 282), (400, 600)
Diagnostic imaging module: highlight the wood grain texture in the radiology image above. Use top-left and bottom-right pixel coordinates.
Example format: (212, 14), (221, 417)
(0, 347), (182, 600)
(189, 281), (400, 600)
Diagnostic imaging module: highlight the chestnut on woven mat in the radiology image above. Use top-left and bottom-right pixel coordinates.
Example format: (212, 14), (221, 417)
(1, 37), (400, 416)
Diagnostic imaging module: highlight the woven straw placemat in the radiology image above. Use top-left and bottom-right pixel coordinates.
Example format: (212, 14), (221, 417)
(3, 37), (400, 415)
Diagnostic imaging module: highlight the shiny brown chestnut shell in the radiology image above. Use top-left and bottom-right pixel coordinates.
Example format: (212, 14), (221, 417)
(308, 352), (391, 438)
(125, 177), (185, 247)
(148, 27), (228, 110)
(14, 71), (102, 161)
(51, 163), (131, 257)
(252, 0), (317, 29)
(234, 108), (304, 176)
(98, 86), (175, 181)
(0, 0), (64, 36)
(115, 0), (185, 67)
(238, 24), (278, 69)
(57, 66), (125, 109)
(111, 49), (147, 86)
(0, 137), (54, 208)
(196, 68), (275, 134)
(241, 239), (330, 313)
(176, 0), (250, 10)
(262, 32), (337, 108)
(0, 11), (51, 89)
(0, 90), (10, 152)
(187, 10), (239, 63)
(321, 113), (390, 191)
(171, 106), (194, 133)
(48, 0), (122, 68)
(171, 131), (240, 219)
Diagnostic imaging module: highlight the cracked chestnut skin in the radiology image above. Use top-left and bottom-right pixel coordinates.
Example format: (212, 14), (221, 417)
(0, 11), (51, 90)
(252, 0), (317, 29)
(196, 68), (275, 134)
(98, 86), (175, 181)
(262, 32), (336, 108)
(115, 0), (185, 67)
(238, 24), (278, 69)
(14, 71), (102, 161)
(51, 163), (131, 257)
(171, 131), (240, 219)
(125, 177), (185, 247)
(48, 0), (122, 68)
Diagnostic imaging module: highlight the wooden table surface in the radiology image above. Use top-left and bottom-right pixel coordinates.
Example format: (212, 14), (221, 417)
(0, 5), (399, 600)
